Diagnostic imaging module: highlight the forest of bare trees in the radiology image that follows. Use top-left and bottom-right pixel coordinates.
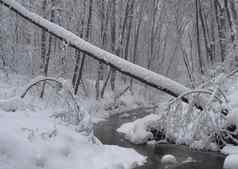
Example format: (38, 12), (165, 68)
(0, 0), (237, 99)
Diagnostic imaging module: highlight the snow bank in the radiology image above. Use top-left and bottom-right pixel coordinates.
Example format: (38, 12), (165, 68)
(117, 114), (160, 144)
(0, 109), (146, 169)
(222, 145), (238, 169)
(223, 154), (238, 169)
(0, 71), (146, 169)
(222, 145), (238, 155)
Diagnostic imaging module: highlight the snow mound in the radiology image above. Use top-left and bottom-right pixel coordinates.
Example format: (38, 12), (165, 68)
(222, 145), (238, 169)
(117, 114), (160, 144)
(223, 154), (238, 169)
(222, 145), (238, 155)
(221, 145), (238, 169)
(0, 108), (146, 169)
(161, 154), (177, 165)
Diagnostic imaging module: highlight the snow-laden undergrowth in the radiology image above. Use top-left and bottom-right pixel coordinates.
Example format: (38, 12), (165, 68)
(0, 71), (146, 169)
(117, 67), (238, 151)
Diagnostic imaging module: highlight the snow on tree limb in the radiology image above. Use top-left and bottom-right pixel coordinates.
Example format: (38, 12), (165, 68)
(0, 0), (204, 110)
(168, 89), (224, 106)
(21, 76), (63, 98)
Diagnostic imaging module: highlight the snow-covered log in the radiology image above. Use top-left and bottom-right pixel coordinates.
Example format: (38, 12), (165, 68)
(0, 0), (204, 109)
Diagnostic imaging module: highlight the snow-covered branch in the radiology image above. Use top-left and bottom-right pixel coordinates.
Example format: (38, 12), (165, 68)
(0, 0), (204, 110)
(21, 76), (82, 125)
(169, 89), (224, 106)
(21, 76), (63, 98)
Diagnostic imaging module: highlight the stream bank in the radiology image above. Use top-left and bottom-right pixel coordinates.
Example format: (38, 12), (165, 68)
(94, 109), (226, 169)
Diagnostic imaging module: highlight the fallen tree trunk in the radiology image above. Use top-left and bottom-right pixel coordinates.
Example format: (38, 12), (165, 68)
(0, 0), (204, 110)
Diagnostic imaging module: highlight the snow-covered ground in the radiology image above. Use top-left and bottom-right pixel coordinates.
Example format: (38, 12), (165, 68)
(0, 71), (146, 169)
(0, 110), (146, 169)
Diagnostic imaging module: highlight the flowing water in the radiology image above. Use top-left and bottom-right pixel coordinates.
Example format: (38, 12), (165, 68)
(94, 108), (226, 169)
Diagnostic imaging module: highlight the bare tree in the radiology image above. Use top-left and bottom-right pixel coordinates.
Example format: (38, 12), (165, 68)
(95, 0), (111, 99)
(40, 0), (47, 70)
(147, 0), (159, 70)
(130, 1), (144, 92)
(72, 0), (86, 88)
(40, 0), (56, 98)
(74, 0), (93, 95)
(195, 0), (204, 74)
(109, 0), (117, 91)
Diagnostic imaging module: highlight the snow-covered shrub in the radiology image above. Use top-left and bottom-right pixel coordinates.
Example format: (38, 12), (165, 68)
(20, 76), (95, 141)
(116, 65), (238, 149)
(156, 68), (233, 149)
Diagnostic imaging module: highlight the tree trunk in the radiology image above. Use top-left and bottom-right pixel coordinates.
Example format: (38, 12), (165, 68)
(72, 50), (80, 86)
(124, 0), (135, 61)
(96, 0), (110, 99)
(224, 0), (235, 42)
(229, 0), (238, 24)
(147, 0), (159, 70)
(130, 1), (143, 93)
(40, 0), (47, 70)
(100, 69), (112, 98)
(72, 0), (86, 87)
(122, 0), (135, 83)
(74, 0), (93, 95)
(195, 0), (204, 74)
(40, 0), (55, 98)
(214, 0), (226, 61)
(110, 0), (117, 91)
(198, 0), (211, 64)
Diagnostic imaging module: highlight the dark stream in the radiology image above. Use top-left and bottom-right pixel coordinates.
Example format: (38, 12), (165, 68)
(94, 108), (226, 169)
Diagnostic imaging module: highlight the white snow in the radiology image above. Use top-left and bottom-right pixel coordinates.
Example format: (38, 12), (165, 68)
(161, 154), (177, 165)
(225, 78), (238, 127)
(182, 157), (196, 164)
(223, 155), (238, 169)
(222, 145), (238, 169)
(0, 96), (28, 112)
(222, 145), (238, 155)
(0, 72), (146, 169)
(218, 77), (238, 169)
(117, 114), (160, 144)
(0, 107), (146, 169)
